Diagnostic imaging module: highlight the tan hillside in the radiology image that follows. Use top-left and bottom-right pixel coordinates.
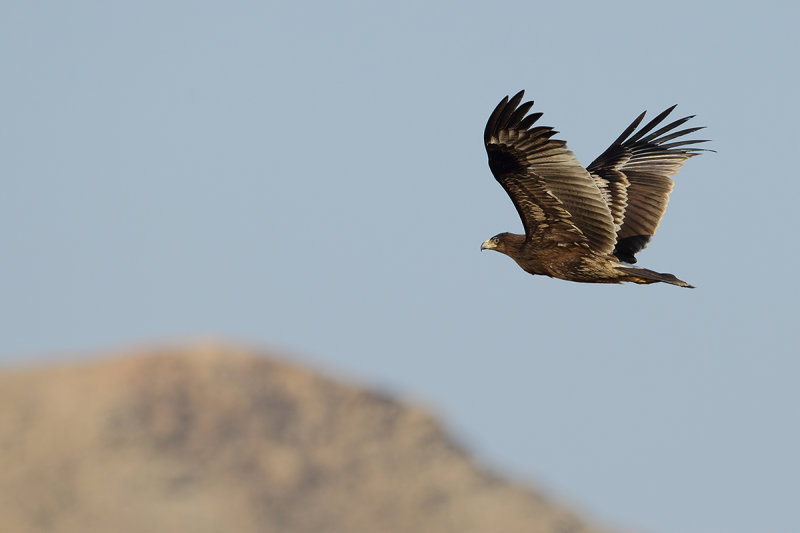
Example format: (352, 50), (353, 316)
(0, 343), (618, 533)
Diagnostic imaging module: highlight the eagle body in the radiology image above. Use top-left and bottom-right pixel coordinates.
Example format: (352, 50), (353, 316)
(483, 233), (661, 285)
(481, 91), (708, 288)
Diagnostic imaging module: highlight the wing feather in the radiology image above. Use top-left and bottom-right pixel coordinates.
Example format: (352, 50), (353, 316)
(588, 106), (710, 263)
(498, 173), (592, 247)
(485, 92), (616, 255)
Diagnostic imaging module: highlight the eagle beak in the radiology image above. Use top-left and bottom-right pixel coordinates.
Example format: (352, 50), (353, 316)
(480, 239), (496, 251)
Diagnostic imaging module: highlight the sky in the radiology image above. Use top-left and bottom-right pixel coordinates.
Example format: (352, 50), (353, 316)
(1, 2), (798, 532)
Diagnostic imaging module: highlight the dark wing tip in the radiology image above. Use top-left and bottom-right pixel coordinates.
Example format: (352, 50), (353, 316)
(627, 105), (678, 144)
(484, 95), (509, 144)
(484, 90), (542, 145)
(611, 105), (711, 152)
(608, 110), (647, 146)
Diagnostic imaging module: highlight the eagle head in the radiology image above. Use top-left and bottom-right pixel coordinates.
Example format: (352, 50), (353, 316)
(480, 233), (513, 253)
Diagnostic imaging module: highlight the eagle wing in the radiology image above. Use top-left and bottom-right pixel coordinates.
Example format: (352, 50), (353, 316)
(587, 106), (709, 263)
(485, 91), (617, 255)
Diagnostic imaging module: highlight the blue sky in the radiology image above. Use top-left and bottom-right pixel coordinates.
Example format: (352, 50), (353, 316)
(1, 2), (798, 533)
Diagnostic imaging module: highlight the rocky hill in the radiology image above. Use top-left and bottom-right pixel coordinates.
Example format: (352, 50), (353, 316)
(0, 343), (617, 533)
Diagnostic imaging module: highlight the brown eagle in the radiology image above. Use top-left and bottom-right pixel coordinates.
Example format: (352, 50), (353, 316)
(481, 91), (708, 288)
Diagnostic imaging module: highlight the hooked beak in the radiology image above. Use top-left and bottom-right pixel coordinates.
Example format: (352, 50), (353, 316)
(480, 238), (496, 251)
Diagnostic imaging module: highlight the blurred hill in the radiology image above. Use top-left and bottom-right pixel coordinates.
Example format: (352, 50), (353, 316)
(0, 343), (618, 533)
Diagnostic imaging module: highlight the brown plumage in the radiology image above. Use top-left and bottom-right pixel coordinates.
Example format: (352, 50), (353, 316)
(481, 91), (709, 288)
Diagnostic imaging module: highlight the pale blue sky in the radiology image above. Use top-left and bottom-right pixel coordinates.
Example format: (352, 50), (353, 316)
(1, 2), (798, 533)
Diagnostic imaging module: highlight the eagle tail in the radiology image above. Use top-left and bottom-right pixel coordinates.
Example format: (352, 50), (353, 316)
(616, 265), (695, 288)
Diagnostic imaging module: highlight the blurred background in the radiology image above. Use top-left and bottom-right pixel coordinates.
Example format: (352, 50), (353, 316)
(1, 2), (798, 533)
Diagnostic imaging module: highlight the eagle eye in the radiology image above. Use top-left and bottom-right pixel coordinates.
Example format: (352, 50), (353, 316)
(492, 237), (500, 244)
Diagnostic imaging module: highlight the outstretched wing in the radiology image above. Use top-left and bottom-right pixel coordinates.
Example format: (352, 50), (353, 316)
(588, 106), (709, 263)
(485, 91), (617, 255)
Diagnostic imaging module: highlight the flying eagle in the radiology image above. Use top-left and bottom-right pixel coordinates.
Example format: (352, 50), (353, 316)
(481, 91), (708, 288)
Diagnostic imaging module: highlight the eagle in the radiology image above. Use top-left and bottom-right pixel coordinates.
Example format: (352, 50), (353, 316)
(480, 91), (708, 288)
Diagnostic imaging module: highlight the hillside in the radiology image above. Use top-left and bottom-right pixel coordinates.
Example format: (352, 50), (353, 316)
(0, 343), (617, 533)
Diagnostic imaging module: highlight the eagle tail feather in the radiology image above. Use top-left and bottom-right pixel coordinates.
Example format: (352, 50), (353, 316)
(616, 265), (694, 288)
